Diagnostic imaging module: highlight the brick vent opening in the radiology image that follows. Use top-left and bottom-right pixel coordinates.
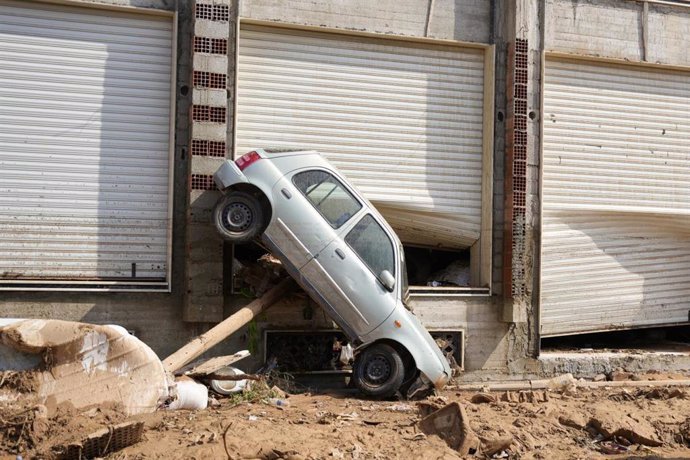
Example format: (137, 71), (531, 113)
(195, 4), (230, 22)
(193, 71), (227, 89)
(191, 139), (226, 157)
(192, 105), (226, 123)
(191, 174), (215, 190)
(194, 37), (228, 55)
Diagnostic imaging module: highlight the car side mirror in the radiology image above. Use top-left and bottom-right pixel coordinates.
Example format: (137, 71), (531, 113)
(379, 270), (395, 292)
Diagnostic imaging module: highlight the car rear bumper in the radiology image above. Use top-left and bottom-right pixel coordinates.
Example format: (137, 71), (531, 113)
(213, 160), (248, 190)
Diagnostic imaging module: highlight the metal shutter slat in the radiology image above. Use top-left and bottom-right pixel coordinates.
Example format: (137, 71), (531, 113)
(0, 1), (172, 283)
(236, 25), (486, 249)
(541, 57), (690, 336)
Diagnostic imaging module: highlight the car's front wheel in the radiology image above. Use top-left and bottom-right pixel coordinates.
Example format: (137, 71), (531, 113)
(353, 343), (405, 398)
(213, 191), (264, 243)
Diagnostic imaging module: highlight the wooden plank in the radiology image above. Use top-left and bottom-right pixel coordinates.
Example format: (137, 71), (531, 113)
(164, 278), (295, 373)
(179, 350), (250, 376)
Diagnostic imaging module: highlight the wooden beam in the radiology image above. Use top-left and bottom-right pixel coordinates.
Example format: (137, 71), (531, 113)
(164, 278), (295, 373)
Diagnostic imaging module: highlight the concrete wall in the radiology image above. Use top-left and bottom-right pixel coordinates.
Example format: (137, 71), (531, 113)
(413, 297), (510, 373)
(0, 0), (197, 359)
(0, 0), (520, 375)
(240, 0), (490, 43)
(546, 0), (690, 66)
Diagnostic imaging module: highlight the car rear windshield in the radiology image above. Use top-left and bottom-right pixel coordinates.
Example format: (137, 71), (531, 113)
(293, 170), (362, 228)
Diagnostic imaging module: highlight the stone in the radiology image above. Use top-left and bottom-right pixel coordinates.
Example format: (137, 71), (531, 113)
(608, 369), (635, 381)
(558, 412), (588, 430)
(593, 373), (607, 382)
(418, 402), (480, 455)
(470, 392), (496, 404)
(481, 435), (514, 456)
(589, 407), (662, 447)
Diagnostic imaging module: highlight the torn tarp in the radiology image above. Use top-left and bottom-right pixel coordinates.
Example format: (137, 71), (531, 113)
(0, 319), (171, 415)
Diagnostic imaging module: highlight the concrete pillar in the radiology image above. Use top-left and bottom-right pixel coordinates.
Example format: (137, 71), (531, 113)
(500, 0), (542, 363)
(184, 0), (236, 322)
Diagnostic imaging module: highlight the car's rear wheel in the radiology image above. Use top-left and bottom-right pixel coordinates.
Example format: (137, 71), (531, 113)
(213, 191), (264, 243)
(353, 343), (405, 398)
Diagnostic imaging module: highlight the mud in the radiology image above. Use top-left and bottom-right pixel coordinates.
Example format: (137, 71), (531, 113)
(3, 383), (690, 459)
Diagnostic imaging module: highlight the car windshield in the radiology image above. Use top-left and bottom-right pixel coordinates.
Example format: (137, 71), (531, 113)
(293, 170), (362, 228)
(345, 214), (395, 281)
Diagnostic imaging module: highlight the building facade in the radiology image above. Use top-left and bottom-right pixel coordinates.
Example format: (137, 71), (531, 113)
(1, 0), (688, 377)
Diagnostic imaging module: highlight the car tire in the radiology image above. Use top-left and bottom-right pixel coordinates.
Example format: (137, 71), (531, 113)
(213, 191), (264, 243)
(353, 343), (405, 398)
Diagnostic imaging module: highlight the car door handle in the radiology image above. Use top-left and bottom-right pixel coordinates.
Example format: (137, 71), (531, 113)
(335, 248), (345, 260)
(281, 188), (292, 199)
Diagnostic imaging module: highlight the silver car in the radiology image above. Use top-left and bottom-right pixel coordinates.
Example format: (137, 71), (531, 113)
(213, 148), (451, 397)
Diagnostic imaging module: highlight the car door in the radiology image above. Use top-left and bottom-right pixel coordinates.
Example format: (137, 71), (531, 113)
(302, 213), (399, 339)
(264, 169), (362, 270)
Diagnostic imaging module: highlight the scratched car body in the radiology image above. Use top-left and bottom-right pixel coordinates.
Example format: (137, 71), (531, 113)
(213, 148), (452, 397)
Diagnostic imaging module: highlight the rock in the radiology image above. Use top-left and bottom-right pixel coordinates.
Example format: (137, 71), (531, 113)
(513, 418), (530, 428)
(675, 418), (690, 446)
(588, 406), (662, 447)
(417, 401), (443, 418)
(499, 390), (549, 404)
(418, 402), (479, 455)
(501, 391), (519, 403)
(470, 392), (496, 404)
(608, 369), (634, 381)
(546, 373), (577, 391)
(644, 388), (687, 400)
(593, 374), (607, 382)
(271, 385), (288, 399)
(523, 390), (549, 403)
(480, 435), (514, 456)
(558, 412), (587, 430)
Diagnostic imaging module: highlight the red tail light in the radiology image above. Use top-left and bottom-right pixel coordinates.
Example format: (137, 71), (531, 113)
(235, 151), (262, 171)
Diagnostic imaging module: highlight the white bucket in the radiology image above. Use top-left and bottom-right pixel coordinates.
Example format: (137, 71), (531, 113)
(209, 366), (248, 395)
(168, 380), (208, 410)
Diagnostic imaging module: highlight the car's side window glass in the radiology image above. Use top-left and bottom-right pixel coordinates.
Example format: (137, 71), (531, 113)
(345, 214), (394, 279)
(293, 170), (362, 228)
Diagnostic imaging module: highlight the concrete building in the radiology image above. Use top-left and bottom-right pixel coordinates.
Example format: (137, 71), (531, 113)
(1, 0), (689, 378)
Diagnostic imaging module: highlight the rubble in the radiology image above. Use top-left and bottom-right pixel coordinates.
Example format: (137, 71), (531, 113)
(418, 402), (479, 455)
(558, 411), (588, 430)
(588, 406), (663, 447)
(480, 434), (514, 457)
(0, 319), (170, 416)
(3, 385), (690, 458)
(55, 420), (145, 460)
(608, 368), (636, 381)
(470, 392), (496, 404)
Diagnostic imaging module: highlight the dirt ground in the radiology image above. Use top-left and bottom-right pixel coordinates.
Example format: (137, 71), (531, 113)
(3, 374), (690, 460)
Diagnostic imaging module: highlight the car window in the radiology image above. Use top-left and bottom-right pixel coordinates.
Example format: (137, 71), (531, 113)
(345, 214), (395, 279)
(293, 170), (362, 228)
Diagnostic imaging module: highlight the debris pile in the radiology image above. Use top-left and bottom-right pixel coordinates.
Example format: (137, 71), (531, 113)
(0, 319), (171, 415)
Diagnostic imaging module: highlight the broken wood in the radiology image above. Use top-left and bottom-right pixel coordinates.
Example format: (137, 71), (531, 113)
(163, 278), (295, 373)
(178, 350), (250, 377)
(199, 372), (262, 381)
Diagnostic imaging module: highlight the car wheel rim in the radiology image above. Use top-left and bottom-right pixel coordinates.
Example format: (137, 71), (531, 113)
(363, 354), (392, 385)
(222, 202), (253, 232)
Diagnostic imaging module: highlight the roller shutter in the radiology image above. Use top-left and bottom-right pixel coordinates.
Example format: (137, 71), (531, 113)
(0, 1), (173, 286)
(541, 57), (690, 336)
(236, 25), (487, 249)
